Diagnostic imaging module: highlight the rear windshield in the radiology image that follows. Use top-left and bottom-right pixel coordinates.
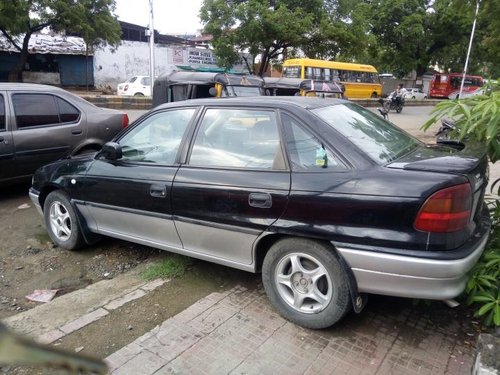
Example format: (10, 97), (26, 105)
(312, 103), (421, 164)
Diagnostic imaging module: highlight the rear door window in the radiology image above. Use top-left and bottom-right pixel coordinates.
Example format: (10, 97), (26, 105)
(189, 108), (285, 170)
(281, 113), (346, 171)
(13, 94), (59, 128)
(12, 94), (80, 128)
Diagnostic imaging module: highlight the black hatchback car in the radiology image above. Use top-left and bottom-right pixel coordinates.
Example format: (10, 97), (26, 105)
(29, 97), (491, 329)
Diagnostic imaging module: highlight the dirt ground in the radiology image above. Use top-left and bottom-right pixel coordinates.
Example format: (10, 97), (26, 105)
(0, 181), (175, 320)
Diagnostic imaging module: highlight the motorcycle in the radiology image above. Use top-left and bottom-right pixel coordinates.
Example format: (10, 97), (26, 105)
(435, 118), (456, 142)
(382, 91), (405, 113)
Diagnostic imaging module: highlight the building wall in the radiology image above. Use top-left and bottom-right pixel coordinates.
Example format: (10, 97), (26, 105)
(93, 40), (250, 89)
(0, 52), (92, 86)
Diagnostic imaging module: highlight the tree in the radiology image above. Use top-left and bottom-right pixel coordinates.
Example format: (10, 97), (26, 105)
(0, 0), (121, 82)
(199, 0), (323, 76)
(304, 0), (373, 62)
(365, 0), (499, 78)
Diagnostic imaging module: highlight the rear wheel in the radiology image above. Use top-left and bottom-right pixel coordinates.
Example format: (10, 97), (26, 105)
(44, 191), (85, 250)
(396, 103), (403, 113)
(371, 92), (378, 98)
(262, 238), (351, 329)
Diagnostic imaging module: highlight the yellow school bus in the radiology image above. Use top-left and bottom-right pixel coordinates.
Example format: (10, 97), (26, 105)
(282, 58), (382, 99)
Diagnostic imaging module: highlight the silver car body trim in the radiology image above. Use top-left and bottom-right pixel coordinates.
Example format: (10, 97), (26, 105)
(81, 203), (183, 248)
(175, 220), (257, 266)
(76, 201), (259, 272)
(337, 233), (488, 300)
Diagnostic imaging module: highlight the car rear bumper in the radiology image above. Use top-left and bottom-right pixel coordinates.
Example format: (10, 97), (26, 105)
(337, 216), (491, 300)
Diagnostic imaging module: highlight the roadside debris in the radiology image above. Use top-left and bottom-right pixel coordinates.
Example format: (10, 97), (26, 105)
(25, 289), (58, 303)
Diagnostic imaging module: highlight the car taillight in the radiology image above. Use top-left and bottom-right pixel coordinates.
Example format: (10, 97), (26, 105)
(414, 183), (472, 232)
(122, 114), (129, 128)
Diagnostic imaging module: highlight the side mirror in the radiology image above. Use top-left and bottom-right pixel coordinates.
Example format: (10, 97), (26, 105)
(100, 142), (122, 160)
(208, 87), (217, 97)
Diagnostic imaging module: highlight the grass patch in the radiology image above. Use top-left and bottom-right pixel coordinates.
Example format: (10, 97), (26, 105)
(141, 255), (193, 281)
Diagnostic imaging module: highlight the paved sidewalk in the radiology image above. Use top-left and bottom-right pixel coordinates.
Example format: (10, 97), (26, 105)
(106, 285), (475, 375)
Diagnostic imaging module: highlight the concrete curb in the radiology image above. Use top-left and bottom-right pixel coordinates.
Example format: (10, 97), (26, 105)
(76, 93), (442, 110)
(473, 333), (500, 374)
(2, 266), (167, 343)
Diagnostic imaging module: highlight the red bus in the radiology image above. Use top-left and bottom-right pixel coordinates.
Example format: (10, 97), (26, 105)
(429, 73), (484, 99)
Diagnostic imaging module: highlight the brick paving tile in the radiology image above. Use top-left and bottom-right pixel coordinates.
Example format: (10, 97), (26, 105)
(111, 350), (166, 375)
(105, 286), (477, 375)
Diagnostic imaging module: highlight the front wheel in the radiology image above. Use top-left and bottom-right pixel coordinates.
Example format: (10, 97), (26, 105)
(262, 238), (351, 329)
(44, 191), (85, 250)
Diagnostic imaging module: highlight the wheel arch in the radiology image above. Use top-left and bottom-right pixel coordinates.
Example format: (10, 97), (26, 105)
(71, 140), (103, 156)
(255, 234), (366, 313)
(39, 186), (99, 245)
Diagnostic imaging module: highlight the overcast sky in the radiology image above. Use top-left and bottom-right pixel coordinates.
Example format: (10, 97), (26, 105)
(114, 0), (204, 35)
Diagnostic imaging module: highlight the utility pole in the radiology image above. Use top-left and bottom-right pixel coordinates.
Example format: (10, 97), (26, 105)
(148, 0), (155, 99)
(459, 0), (480, 99)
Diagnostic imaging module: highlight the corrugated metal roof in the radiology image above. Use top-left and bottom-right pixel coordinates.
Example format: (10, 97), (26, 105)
(0, 33), (87, 55)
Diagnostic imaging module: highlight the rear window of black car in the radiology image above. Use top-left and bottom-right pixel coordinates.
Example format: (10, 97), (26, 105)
(312, 103), (420, 164)
(13, 94), (80, 128)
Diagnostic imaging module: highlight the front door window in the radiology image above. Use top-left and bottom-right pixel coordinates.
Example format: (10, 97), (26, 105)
(119, 108), (195, 164)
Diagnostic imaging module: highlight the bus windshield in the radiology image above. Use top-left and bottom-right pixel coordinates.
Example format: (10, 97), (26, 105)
(282, 66), (301, 78)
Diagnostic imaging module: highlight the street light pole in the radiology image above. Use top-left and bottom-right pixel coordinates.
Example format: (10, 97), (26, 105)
(149, 0), (155, 100)
(459, 0), (480, 99)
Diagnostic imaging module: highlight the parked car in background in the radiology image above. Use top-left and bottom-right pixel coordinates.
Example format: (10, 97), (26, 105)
(0, 83), (129, 186)
(117, 75), (151, 97)
(404, 88), (427, 100)
(30, 97), (490, 329)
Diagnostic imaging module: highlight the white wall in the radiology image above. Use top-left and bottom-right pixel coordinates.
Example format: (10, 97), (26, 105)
(93, 41), (249, 89)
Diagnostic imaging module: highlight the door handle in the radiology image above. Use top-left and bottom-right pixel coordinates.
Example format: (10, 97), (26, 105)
(150, 184), (167, 198)
(248, 192), (272, 208)
(71, 129), (83, 135)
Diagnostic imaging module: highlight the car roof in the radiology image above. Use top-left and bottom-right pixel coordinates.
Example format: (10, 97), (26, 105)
(154, 96), (348, 111)
(0, 82), (68, 92)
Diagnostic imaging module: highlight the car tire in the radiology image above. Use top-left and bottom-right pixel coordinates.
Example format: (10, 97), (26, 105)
(134, 92), (145, 97)
(44, 191), (85, 250)
(262, 238), (351, 329)
(371, 92), (378, 98)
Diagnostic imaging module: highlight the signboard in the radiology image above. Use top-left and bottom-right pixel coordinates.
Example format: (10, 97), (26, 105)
(187, 49), (217, 65)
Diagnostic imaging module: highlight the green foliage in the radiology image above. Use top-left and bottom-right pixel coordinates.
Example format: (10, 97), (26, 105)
(141, 255), (194, 281)
(200, 0), (322, 75)
(421, 84), (500, 328)
(0, 0), (121, 81)
(465, 201), (500, 327)
(421, 83), (500, 163)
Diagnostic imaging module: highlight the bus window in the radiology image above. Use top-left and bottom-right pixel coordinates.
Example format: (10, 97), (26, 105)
(283, 66), (301, 78)
(305, 67), (313, 79)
